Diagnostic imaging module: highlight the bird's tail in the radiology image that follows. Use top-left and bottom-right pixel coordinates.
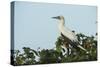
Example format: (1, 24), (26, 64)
(77, 45), (89, 54)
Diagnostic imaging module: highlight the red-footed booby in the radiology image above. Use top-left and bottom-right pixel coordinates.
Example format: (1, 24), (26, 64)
(52, 16), (88, 54)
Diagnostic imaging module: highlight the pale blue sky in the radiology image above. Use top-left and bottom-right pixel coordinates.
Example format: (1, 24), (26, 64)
(13, 1), (97, 51)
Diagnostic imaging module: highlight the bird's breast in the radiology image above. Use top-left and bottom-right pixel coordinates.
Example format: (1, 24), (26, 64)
(58, 24), (78, 42)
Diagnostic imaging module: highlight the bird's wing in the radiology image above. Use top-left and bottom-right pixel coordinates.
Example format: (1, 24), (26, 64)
(60, 26), (88, 52)
(61, 26), (78, 42)
(61, 27), (88, 52)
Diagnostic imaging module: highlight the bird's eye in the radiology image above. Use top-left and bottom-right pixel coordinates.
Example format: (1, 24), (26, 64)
(57, 16), (61, 19)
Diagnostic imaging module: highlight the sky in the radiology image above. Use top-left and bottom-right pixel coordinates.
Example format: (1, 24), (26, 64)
(13, 1), (97, 51)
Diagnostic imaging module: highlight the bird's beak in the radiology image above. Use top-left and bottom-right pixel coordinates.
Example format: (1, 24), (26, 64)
(52, 16), (60, 19)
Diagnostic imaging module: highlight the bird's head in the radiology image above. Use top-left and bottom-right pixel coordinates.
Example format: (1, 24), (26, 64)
(52, 16), (64, 20)
(52, 16), (65, 25)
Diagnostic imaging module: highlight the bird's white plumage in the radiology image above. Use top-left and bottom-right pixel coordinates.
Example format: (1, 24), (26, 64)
(58, 22), (78, 42)
(57, 16), (78, 42)
(53, 16), (88, 53)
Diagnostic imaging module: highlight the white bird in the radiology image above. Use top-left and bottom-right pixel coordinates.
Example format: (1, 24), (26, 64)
(52, 16), (88, 53)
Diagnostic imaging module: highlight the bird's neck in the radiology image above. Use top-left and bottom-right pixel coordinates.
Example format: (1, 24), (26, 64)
(59, 19), (65, 26)
(58, 19), (65, 34)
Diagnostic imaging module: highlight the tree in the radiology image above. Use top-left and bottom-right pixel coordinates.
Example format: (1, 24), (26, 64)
(13, 33), (97, 65)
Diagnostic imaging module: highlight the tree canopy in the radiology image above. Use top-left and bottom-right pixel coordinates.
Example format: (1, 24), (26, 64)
(12, 33), (97, 66)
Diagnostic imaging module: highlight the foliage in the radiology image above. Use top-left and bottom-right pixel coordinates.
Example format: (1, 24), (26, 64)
(13, 33), (97, 65)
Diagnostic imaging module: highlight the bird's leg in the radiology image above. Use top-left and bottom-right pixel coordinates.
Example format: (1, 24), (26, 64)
(65, 42), (70, 55)
(62, 38), (71, 56)
(61, 33), (71, 56)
